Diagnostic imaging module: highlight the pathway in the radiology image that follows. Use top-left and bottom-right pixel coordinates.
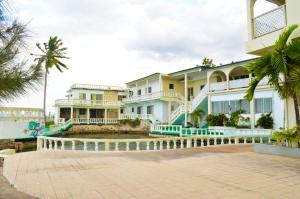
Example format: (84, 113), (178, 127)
(3, 145), (300, 199)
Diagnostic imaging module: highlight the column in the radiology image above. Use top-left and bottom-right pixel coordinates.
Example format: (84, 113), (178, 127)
(168, 101), (172, 123)
(208, 95), (212, 114)
(146, 79), (149, 96)
(70, 107), (73, 121)
(250, 99), (255, 128)
(87, 108), (90, 124)
(104, 109), (107, 124)
(159, 74), (163, 92)
(184, 73), (188, 127)
(226, 73), (230, 90)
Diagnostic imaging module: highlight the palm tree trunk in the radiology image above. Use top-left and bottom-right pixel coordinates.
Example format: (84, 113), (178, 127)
(292, 94), (300, 133)
(43, 70), (48, 124)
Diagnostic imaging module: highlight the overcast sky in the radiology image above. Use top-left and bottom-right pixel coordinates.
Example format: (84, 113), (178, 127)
(5, 0), (274, 113)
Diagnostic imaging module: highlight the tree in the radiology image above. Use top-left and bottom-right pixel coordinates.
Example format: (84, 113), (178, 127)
(245, 24), (300, 130)
(33, 36), (69, 123)
(0, 5), (42, 103)
(200, 57), (216, 67)
(191, 108), (205, 127)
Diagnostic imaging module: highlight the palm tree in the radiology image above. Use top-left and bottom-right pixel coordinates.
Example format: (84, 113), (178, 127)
(33, 36), (69, 123)
(0, 21), (43, 102)
(245, 24), (300, 129)
(191, 108), (205, 128)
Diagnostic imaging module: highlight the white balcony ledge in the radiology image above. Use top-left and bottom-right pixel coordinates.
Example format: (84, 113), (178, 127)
(123, 91), (183, 103)
(55, 99), (122, 107)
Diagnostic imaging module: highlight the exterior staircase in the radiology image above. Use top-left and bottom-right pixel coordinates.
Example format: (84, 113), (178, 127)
(170, 85), (208, 125)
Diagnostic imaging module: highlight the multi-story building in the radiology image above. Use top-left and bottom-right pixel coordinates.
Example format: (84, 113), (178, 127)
(246, 0), (300, 128)
(54, 83), (126, 124)
(122, 60), (284, 130)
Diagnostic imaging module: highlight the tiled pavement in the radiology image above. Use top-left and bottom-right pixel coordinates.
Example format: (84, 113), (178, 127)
(2, 145), (300, 199)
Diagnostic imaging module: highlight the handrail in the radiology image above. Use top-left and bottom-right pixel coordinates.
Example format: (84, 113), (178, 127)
(124, 91), (183, 103)
(55, 99), (122, 106)
(191, 85), (208, 111)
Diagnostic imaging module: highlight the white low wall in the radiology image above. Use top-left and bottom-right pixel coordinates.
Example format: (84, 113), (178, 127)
(0, 121), (31, 139)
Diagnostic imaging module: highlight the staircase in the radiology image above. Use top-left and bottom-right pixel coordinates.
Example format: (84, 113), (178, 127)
(44, 119), (73, 136)
(169, 85), (208, 125)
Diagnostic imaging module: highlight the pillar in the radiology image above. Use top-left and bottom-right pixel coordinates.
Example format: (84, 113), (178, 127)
(118, 108), (121, 120)
(168, 101), (172, 123)
(184, 73), (188, 127)
(87, 108), (90, 124)
(250, 99), (255, 128)
(208, 95), (212, 114)
(146, 79), (149, 96)
(70, 107), (73, 121)
(226, 73), (230, 90)
(104, 109), (107, 124)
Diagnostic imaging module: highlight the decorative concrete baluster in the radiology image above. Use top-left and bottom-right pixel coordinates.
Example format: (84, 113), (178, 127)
(193, 139), (197, 147)
(214, 138), (217, 145)
(54, 140), (58, 150)
(126, 142), (130, 151)
(186, 139), (191, 148)
(61, 141), (65, 150)
(146, 142), (150, 151)
(43, 139), (47, 149)
(180, 140), (184, 149)
(154, 142), (157, 150)
(115, 142), (119, 151)
(72, 141), (75, 150)
(173, 140), (177, 149)
(235, 138), (239, 144)
(268, 137), (271, 143)
(84, 141), (87, 151)
(207, 138), (210, 146)
(252, 137), (255, 144)
(260, 137), (263, 143)
(244, 137), (247, 144)
(166, 140), (170, 150)
(228, 138), (232, 145)
(136, 142), (140, 151)
(221, 138), (224, 145)
(105, 142), (109, 151)
(95, 142), (98, 151)
(49, 140), (53, 150)
(201, 139), (204, 146)
(159, 141), (163, 150)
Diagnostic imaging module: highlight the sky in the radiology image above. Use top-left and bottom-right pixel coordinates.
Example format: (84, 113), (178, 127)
(5, 0), (275, 113)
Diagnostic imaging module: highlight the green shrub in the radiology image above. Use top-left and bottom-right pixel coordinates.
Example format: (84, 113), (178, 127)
(206, 114), (228, 126)
(119, 118), (141, 127)
(256, 113), (273, 129)
(273, 126), (300, 147)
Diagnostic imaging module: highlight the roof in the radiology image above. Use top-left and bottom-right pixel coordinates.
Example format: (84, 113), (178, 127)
(70, 83), (125, 91)
(125, 73), (163, 84)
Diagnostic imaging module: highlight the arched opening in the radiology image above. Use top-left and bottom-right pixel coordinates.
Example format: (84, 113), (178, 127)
(253, 0), (286, 38)
(209, 71), (227, 91)
(229, 66), (250, 89)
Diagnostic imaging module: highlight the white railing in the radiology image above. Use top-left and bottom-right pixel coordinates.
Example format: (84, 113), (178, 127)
(170, 105), (185, 123)
(229, 78), (250, 89)
(151, 125), (182, 134)
(191, 85), (208, 111)
(210, 81), (227, 91)
(37, 136), (192, 152)
(119, 114), (153, 121)
(71, 118), (119, 124)
(71, 83), (124, 91)
(0, 107), (43, 121)
(253, 5), (286, 38)
(55, 99), (121, 107)
(123, 91), (183, 103)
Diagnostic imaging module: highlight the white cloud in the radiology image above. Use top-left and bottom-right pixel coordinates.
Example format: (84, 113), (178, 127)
(5, 0), (259, 112)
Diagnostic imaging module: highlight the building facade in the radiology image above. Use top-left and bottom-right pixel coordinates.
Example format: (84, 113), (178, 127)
(54, 84), (126, 124)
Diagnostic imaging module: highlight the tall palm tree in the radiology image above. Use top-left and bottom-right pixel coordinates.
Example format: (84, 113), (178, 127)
(0, 21), (43, 102)
(245, 24), (300, 129)
(33, 36), (69, 123)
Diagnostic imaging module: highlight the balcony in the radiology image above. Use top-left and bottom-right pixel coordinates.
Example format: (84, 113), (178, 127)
(123, 91), (183, 103)
(210, 82), (227, 91)
(55, 99), (122, 107)
(119, 114), (154, 121)
(229, 79), (250, 89)
(253, 5), (286, 38)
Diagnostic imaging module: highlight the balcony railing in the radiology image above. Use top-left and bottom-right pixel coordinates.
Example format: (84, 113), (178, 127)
(253, 5), (286, 38)
(55, 99), (122, 107)
(229, 78), (250, 89)
(119, 114), (153, 121)
(123, 91), (183, 103)
(210, 82), (227, 91)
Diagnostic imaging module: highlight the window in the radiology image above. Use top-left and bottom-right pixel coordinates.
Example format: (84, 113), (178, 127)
(137, 89), (142, 96)
(129, 91), (134, 97)
(188, 87), (194, 101)
(148, 87), (152, 94)
(131, 107), (135, 113)
(120, 109), (124, 114)
(79, 109), (86, 115)
(169, 84), (174, 89)
(118, 95), (125, 101)
(137, 106), (143, 114)
(212, 100), (250, 114)
(212, 101), (230, 114)
(255, 98), (272, 114)
(91, 94), (103, 101)
(147, 105), (154, 114)
(79, 93), (86, 100)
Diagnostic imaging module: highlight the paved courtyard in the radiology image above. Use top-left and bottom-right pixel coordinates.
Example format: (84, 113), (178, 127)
(2, 145), (300, 199)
